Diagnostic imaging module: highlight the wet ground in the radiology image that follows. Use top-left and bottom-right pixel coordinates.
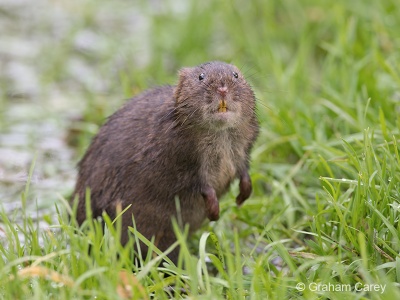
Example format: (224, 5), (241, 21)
(0, 0), (154, 220)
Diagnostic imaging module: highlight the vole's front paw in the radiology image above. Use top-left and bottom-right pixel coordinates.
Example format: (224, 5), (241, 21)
(236, 171), (252, 206)
(206, 200), (220, 221)
(201, 186), (220, 221)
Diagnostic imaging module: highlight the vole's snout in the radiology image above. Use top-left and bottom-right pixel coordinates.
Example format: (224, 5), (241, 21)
(217, 86), (228, 97)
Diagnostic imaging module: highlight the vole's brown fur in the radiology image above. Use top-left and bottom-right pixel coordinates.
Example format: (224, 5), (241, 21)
(72, 61), (259, 263)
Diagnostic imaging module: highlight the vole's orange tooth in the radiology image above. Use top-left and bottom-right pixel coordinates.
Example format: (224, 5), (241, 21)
(218, 99), (227, 112)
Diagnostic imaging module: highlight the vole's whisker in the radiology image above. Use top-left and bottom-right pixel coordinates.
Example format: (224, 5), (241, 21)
(180, 107), (200, 128)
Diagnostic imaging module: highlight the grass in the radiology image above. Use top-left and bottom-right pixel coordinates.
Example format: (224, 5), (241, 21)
(1, 0), (400, 299)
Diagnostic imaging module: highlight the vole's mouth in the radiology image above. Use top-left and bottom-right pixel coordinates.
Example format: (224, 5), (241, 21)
(218, 99), (227, 113)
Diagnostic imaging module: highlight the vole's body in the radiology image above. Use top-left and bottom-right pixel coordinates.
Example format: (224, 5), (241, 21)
(73, 61), (259, 262)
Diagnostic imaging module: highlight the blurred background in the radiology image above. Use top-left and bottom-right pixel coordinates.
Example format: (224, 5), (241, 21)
(0, 0), (399, 225)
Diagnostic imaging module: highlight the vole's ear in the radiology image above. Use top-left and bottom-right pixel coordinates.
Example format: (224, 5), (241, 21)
(177, 67), (191, 80)
(174, 68), (191, 102)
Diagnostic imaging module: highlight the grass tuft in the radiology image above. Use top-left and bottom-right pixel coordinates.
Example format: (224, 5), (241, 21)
(1, 0), (400, 299)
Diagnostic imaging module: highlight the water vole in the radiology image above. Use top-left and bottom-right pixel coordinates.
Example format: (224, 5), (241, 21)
(72, 61), (259, 263)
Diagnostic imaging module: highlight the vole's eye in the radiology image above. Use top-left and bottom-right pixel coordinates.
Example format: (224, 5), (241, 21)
(199, 73), (205, 81)
(233, 72), (238, 78)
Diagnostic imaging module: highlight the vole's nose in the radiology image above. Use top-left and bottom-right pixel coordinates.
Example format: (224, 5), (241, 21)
(217, 86), (228, 97)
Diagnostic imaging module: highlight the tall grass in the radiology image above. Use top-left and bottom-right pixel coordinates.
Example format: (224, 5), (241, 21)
(1, 0), (400, 299)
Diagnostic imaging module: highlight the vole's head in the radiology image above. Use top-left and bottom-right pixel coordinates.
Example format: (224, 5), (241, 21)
(174, 61), (256, 130)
